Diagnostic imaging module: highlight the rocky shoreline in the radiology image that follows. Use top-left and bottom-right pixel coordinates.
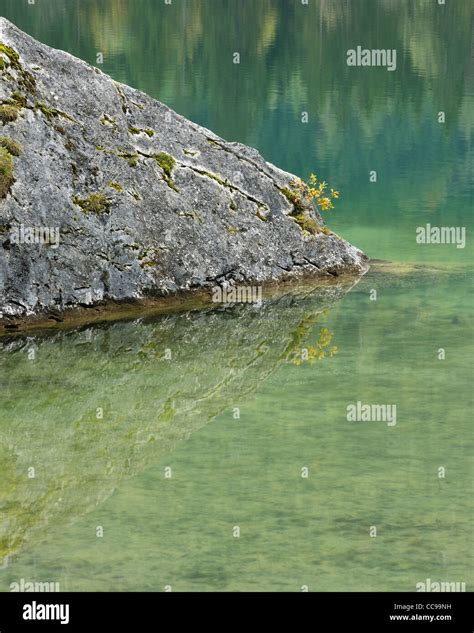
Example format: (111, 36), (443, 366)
(0, 273), (364, 335)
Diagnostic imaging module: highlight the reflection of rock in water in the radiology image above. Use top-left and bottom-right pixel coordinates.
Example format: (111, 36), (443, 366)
(0, 278), (358, 566)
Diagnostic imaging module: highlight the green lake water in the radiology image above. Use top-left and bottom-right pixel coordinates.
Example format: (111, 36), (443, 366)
(0, 0), (472, 592)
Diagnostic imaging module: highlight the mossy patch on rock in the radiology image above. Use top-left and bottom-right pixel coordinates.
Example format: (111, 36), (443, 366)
(0, 42), (36, 92)
(0, 104), (19, 124)
(154, 151), (175, 177)
(35, 101), (73, 122)
(72, 192), (111, 215)
(281, 186), (306, 213)
(289, 211), (332, 236)
(7, 91), (27, 108)
(0, 42), (20, 66)
(118, 151), (139, 167)
(0, 147), (14, 198)
(154, 152), (178, 191)
(0, 92), (28, 124)
(129, 126), (154, 137)
(35, 102), (57, 120)
(0, 136), (22, 156)
(289, 212), (320, 235)
(108, 181), (124, 192)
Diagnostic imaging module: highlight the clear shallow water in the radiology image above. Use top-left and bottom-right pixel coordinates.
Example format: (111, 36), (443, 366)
(0, 0), (472, 591)
(1, 269), (472, 591)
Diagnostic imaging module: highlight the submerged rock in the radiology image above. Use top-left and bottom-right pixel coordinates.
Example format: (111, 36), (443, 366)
(0, 17), (367, 321)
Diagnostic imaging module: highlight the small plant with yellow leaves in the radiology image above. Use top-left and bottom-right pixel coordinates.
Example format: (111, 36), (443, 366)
(290, 173), (340, 212)
(281, 173), (340, 235)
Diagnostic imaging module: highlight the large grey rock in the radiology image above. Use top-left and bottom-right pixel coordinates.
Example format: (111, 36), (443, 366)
(0, 17), (368, 321)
